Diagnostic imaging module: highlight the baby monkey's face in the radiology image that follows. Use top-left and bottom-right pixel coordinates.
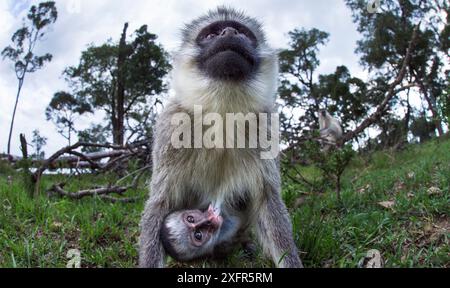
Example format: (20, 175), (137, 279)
(180, 204), (223, 247)
(161, 204), (224, 262)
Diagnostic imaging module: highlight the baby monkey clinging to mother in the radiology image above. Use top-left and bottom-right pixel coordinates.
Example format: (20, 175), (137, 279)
(160, 204), (246, 262)
(139, 7), (302, 268)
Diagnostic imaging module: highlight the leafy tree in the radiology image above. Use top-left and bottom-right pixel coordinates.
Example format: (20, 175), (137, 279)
(315, 145), (355, 201)
(279, 28), (371, 158)
(282, 140), (355, 201)
(60, 23), (171, 146)
(316, 66), (370, 130)
(1, 1), (57, 154)
(279, 28), (330, 145)
(77, 124), (109, 153)
(411, 113), (437, 143)
(46, 92), (92, 146)
(31, 129), (47, 159)
(376, 115), (408, 149)
(345, 0), (449, 136)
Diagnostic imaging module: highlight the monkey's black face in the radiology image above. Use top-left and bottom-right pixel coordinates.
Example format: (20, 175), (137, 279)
(196, 20), (260, 81)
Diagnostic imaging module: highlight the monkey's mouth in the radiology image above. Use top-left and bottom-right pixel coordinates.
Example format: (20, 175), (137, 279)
(198, 38), (260, 81)
(207, 41), (257, 66)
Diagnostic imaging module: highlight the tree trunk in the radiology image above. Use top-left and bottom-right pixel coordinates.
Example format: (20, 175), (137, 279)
(413, 70), (444, 137)
(7, 79), (24, 155)
(421, 83), (444, 137)
(20, 133), (28, 159)
(403, 92), (412, 143)
(114, 22), (128, 146)
(342, 26), (419, 144)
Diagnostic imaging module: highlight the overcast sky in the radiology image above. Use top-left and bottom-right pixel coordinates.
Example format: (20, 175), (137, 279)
(0, 0), (365, 156)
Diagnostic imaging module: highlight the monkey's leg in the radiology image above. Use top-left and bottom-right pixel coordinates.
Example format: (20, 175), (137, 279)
(320, 128), (331, 135)
(256, 185), (303, 268)
(139, 195), (169, 268)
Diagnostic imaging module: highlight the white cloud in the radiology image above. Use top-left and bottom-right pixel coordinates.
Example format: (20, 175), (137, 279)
(0, 0), (363, 156)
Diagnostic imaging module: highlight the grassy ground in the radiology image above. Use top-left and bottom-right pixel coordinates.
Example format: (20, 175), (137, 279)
(0, 138), (448, 268)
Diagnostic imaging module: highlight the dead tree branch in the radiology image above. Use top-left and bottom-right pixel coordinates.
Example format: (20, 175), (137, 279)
(32, 141), (150, 196)
(46, 163), (147, 203)
(341, 25), (420, 144)
(47, 183), (140, 203)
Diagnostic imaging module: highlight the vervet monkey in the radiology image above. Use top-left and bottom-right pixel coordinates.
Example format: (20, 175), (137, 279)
(139, 7), (302, 268)
(161, 204), (243, 262)
(319, 110), (343, 149)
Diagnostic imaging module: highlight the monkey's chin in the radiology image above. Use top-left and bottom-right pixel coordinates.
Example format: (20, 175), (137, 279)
(203, 50), (254, 81)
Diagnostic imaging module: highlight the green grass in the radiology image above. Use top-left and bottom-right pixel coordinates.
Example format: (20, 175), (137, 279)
(0, 138), (449, 268)
(0, 173), (144, 268)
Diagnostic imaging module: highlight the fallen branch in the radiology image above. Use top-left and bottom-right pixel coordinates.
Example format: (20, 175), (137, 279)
(46, 165), (147, 203)
(49, 183), (127, 199)
(48, 183), (140, 203)
(32, 141), (149, 195)
(57, 149), (130, 164)
(100, 195), (141, 203)
(64, 150), (103, 170)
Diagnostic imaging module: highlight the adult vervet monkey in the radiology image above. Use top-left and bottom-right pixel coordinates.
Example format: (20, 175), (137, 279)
(139, 7), (302, 268)
(319, 110), (343, 148)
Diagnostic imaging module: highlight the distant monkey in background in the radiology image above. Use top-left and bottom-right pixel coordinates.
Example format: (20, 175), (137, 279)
(319, 110), (343, 150)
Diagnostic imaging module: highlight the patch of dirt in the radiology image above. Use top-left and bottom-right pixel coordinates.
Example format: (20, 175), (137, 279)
(392, 181), (407, 194)
(401, 215), (449, 263)
(95, 227), (122, 247)
(64, 227), (81, 249)
(293, 195), (308, 208)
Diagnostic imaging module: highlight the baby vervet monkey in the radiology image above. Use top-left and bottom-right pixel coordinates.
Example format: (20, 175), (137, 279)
(319, 110), (343, 149)
(160, 204), (242, 262)
(139, 7), (302, 268)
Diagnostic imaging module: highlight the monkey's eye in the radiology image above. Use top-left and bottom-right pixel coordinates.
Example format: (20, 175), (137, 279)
(194, 230), (203, 241)
(187, 216), (195, 223)
(205, 33), (217, 40)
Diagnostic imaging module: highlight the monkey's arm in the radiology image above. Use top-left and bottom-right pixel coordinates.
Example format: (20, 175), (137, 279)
(139, 106), (178, 268)
(256, 182), (303, 268)
(138, 177), (170, 268)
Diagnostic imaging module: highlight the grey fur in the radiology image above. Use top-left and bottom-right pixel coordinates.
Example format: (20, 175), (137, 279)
(138, 7), (302, 268)
(319, 110), (343, 150)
